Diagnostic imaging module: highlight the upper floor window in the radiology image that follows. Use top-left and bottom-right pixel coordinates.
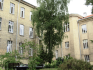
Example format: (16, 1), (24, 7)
(55, 50), (58, 59)
(21, 7), (25, 18)
(20, 25), (24, 36)
(64, 23), (69, 32)
(30, 11), (32, 20)
(65, 42), (69, 48)
(82, 25), (87, 33)
(83, 39), (88, 49)
(19, 42), (23, 55)
(8, 21), (14, 33)
(10, 3), (15, 14)
(84, 55), (90, 62)
(0, 18), (2, 30)
(7, 40), (12, 53)
(0, 0), (3, 10)
(29, 46), (33, 56)
(29, 27), (33, 38)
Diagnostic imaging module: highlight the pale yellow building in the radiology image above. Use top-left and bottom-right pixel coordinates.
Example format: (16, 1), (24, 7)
(55, 14), (93, 65)
(0, 0), (38, 64)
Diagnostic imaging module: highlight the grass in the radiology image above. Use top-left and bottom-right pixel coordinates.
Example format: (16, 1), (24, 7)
(40, 68), (58, 70)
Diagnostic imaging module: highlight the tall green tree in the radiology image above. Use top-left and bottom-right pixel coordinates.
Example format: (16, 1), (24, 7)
(32, 0), (70, 63)
(85, 0), (93, 14)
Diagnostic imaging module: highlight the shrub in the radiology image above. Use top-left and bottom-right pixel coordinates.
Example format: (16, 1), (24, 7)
(56, 57), (63, 67)
(58, 59), (93, 70)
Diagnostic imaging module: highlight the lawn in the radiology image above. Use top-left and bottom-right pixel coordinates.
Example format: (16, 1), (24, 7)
(40, 68), (58, 70)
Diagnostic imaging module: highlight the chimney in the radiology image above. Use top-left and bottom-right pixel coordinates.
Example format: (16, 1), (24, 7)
(83, 12), (87, 18)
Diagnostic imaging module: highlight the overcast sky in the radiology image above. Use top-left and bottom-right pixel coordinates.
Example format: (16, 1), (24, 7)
(24, 0), (92, 17)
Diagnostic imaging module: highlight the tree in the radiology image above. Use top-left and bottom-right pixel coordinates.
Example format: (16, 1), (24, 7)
(85, 0), (93, 14)
(32, 0), (70, 63)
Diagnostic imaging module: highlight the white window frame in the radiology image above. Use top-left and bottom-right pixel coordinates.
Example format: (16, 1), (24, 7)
(29, 47), (33, 56)
(0, 18), (2, 30)
(82, 24), (87, 33)
(20, 7), (25, 18)
(8, 21), (14, 33)
(65, 42), (69, 48)
(30, 11), (32, 20)
(19, 42), (23, 55)
(10, 3), (15, 14)
(83, 39), (88, 49)
(55, 50), (58, 59)
(84, 55), (90, 62)
(7, 40), (12, 53)
(29, 27), (33, 38)
(0, 0), (3, 10)
(64, 23), (69, 32)
(20, 25), (24, 36)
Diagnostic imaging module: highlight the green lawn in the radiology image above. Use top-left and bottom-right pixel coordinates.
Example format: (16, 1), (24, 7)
(40, 68), (58, 70)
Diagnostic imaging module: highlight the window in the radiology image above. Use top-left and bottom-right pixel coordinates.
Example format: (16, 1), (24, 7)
(29, 27), (33, 38)
(0, 18), (2, 30)
(7, 40), (12, 53)
(84, 55), (90, 62)
(20, 25), (24, 36)
(56, 50), (58, 59)
(8, 21), (14, 33)
(29, 46), (33, 56)
(20, 7), (25, 18)
(0, 0), (3, 10)
(30, 11), (32, 20)
(64, 23), (69, 32)
(10, 3), (15, 14)
(19, 42), (23, 55)
(65, 42), (69, 48)
(66, 54), (70, 59)
(82, 25), (87, 33)
(83, 39), (88, 49)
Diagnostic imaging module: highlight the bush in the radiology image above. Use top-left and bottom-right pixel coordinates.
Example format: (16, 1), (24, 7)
(56, 57), (63, 67)
(58, 59), (93, 70)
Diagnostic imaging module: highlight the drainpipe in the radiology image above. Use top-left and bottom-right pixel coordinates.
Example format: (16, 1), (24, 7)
(77, 20), (82, 59)
(16, 0), (20, 59)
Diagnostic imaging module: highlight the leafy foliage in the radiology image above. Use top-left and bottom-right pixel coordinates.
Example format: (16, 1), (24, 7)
(85, 0), (93, 14)
(0, 50), (21, 70)
(32, 0), (70, 63)
(58, 59), (93, 70)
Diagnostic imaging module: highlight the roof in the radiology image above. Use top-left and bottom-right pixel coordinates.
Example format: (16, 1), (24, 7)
(83, 14), (93, 18)
(15, 0), (37, 9)
(69, 14), (83, 19)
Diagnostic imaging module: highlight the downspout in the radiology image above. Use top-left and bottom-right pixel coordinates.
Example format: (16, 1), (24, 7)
(77, 20), (82, 59)
(16, 0), (20, 59)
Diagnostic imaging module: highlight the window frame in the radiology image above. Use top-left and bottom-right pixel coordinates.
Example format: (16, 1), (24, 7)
(82, 24), (87, 33)
(20, 7), (25, 18)
(30, 11), (32, 21)
(8, 20), (14, 33)
(0, 18), (2, 30)
(65, 42), (69, 48)
(29, 27), (33, 38)
(55, 50), (58, 59)
(29, 46), (33, 56)
(7, 40), (12, 53)
(84, 55), (90, 62)
(83, 39), (88, 49)
(20, 24), (24, 36)
(0, 0), (4, 10)
(10, 3), (15, 14)
(64, 23), (69, 32)
(19, 42), (23, 55)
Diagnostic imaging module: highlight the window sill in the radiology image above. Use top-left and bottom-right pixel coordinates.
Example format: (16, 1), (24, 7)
(84, 48), (88, 49)
(20, 35), (24, 37)
(65, 47), (69, 49)
(8, 32), (13, 34)
(9, 13), (14, 15)
(64, 31), (70, 33)
(29, 37), (34, 39)
(0, 9), (3, 11)
(20, 17), (25, 19)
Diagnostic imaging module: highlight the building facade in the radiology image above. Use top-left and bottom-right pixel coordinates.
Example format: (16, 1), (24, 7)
(0, 0), (38, 64)
(55, 14), (93, 65)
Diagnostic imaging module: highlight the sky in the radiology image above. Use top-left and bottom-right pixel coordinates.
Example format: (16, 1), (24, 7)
(24, 0), (92, 17)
